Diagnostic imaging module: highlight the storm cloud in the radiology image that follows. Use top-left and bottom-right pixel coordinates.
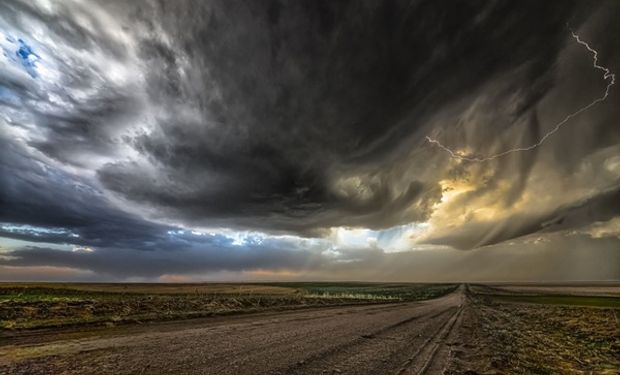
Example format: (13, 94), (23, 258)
(1, 0), (619, 280)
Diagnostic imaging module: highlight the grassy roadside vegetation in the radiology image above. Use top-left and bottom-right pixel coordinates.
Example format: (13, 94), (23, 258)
(490, 294), (620, 308)
(263, 282), (458, 300)
(448, 284), (620, 374)
(468, 284), (620, 308)
(0, 282), (457, 330)
(461, 301), (620, 374)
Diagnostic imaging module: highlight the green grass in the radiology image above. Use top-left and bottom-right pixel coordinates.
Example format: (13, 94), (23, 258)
(0, 282), (458, 330)
(270, 282), (458, 301)
(491, 294), (620, 308)
(0, 283), (457, 302)
(0, 283), (297, 296)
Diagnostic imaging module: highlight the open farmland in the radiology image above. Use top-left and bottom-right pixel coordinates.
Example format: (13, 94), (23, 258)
(452, 284), (620, 374)
(1, 283), (619, 374)
(0, 282), (457, 330)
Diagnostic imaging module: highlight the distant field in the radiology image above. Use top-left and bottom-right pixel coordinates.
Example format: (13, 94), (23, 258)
(0, 282), (457, 330)
(2, 283), (619, 374)
(0, 282), (296, 296)
(485, 283), (620, 297)
(263, 282), (457, 300)
(490, 294), (620, 308)
(469, 283), (620, 308)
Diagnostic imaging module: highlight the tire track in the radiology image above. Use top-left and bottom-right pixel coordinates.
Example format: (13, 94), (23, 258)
(281, 306), (456, 374)
(395, 304), (464, 375)
(1, 288), (467, 375)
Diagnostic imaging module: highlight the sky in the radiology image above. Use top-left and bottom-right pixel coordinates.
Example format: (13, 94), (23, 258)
(0, 0), (619, 282)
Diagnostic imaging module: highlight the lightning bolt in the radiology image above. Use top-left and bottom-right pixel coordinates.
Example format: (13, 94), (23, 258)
(426, 31), (615, 162)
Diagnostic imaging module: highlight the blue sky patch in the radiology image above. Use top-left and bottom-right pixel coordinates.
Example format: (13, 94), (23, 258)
(15, 38), (39, 77)
(2, 36), (40, 78)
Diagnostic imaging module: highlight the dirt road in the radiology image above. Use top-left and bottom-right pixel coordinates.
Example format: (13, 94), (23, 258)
(1, 286), (466, 375)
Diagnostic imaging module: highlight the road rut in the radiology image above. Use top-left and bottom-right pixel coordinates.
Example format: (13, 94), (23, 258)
(0, 286), (467, 375)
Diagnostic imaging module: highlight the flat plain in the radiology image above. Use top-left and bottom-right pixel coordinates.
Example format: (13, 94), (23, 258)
(0, 282), (618, 374)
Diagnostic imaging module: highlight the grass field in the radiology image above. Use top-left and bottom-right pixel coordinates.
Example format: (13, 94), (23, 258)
(490, 294), (620, 308)
(0, 282), (457, 330)
(468, 283), (620, 308)
(456, 286), (620, 374)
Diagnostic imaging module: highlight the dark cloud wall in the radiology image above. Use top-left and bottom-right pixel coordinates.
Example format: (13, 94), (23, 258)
(0, 137), (171, 249)
(1, 0), (619, 281)
(97, 0), (584, 233)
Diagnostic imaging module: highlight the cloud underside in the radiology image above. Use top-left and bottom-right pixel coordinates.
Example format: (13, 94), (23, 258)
(2, 232), (619, 281)
(1, 0), (620, 280)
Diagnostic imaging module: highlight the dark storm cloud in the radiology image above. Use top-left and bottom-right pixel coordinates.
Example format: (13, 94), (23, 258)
(0, 135), (330, 277)
(0, 137), (172, 249)
(92, 0), (589, 235)
(1, 0), (619, 262)
(541, 184), (620, 233)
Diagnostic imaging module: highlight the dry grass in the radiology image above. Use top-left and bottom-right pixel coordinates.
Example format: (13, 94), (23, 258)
(474, 302), (619, 374)
(483, 283), (620, 297)
(0, 282), (456, 330)
(448, 285), (620, 375)
(0, 282), (296, 295)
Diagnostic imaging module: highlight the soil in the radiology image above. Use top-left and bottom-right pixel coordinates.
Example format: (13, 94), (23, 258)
(1, 284), (618, 375)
